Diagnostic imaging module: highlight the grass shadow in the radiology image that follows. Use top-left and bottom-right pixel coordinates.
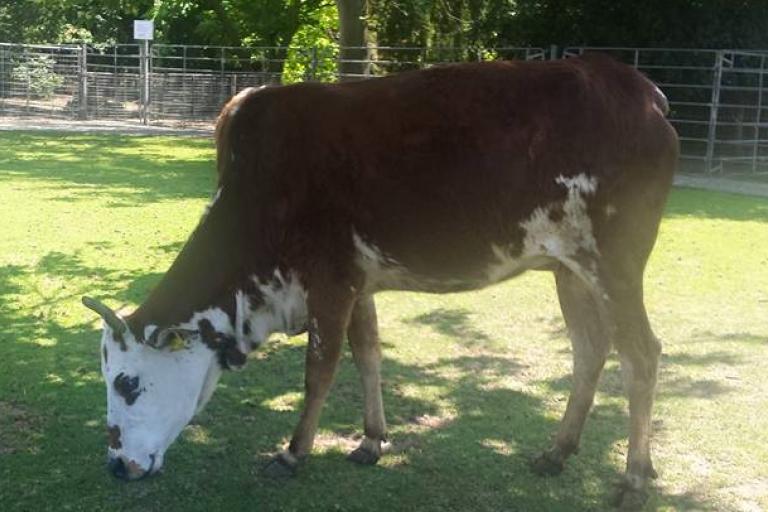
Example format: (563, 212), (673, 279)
(407, 307), (491, 344)
(664, 188), (768, 223)
(0, 132), (215, 206)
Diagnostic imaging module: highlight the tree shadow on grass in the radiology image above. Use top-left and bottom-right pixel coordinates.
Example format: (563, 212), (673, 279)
(0, 132), (216, 206)
(664, 188), (768, 223)
(0, 259), (735, 511)
(407, 307), (491, 344)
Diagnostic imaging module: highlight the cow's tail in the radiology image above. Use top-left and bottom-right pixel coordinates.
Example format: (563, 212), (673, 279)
(214, 86), (264, 181)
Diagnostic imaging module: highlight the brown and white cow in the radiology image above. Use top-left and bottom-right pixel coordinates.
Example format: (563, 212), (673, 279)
(83, 54), (678, 509)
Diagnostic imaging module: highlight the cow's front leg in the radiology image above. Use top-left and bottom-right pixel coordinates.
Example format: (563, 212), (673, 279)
(346, 295), (386, 465)
(264, 284), (356, 478)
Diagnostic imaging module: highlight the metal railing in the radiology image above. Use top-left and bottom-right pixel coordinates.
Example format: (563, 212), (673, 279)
(565, 47), (768, 175)
(1, 42), (768, 175)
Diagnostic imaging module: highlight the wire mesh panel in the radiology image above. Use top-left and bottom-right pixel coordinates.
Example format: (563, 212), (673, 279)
(149, 45), (284, 123)
(1, 41), (766, 174)
(563, 48), (720, 173)
(0, 43), (81, 119)
(712, 51), (768, 174)
(85, 45), (142, 120)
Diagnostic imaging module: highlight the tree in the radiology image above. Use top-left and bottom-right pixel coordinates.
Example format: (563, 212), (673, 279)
(153, 0), (334, 75)
(336, 0), (374, 79)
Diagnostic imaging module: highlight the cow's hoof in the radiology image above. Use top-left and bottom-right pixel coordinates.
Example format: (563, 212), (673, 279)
(609, 480), (649, 511)
(529, 450), (564, 476)
(262, 452), (299, 479)
(347, 437), (382, 466)
(347, 446), (380, 465)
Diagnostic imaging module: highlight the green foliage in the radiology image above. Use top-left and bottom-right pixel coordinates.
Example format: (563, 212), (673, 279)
(0, 0), (154, 44)
(500, 0), (768, 48)
(11, 55), (64, 99)
(282, 2), (339, 83)
(370, 0), (512, 51)
(58, 24), (94, 43)
(0, 0), (766, 50)
(152, 0), (334, 48)
(4, 1), (768, 81)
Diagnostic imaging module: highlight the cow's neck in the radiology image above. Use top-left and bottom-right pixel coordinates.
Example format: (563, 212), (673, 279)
(129, 186), (249, 337)
(127, 186), (308, 354)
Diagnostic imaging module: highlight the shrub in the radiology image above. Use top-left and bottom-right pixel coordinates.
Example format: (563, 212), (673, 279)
(12, 55), (65, 99)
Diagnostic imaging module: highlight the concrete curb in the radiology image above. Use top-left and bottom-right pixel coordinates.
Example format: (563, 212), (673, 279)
(0, 119), (212, 137)
(674, 174), (768, 199)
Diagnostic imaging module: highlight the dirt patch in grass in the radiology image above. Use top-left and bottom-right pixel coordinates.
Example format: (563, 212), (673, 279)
(0, 401), (42, 455)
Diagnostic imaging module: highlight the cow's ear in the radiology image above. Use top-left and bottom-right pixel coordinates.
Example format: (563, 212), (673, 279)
(148, 328), (198, 351)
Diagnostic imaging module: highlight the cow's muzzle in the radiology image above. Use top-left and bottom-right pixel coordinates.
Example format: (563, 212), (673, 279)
(108, 453), (156, 481)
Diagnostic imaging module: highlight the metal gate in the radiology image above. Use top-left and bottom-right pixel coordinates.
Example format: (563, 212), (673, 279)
(565, 47), (768, 175)
(2, 42), (768, 174)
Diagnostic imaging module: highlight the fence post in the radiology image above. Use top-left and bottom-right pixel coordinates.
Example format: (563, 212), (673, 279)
(78, 42), (88, 120)
(220, 47), (226, 103)
(139, 40), (150, 125)
(705, 50), (724, 173)
(550, 45), (558, 60)
(306, 46), (318, 82)
(752, 54), (765, 174)
(0, 46), (5, 113)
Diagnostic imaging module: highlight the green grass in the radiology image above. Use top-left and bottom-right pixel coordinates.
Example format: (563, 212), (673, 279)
(1, 131), (767, 512)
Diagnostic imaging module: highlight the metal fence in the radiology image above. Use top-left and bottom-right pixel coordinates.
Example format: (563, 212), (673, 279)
(2, 42), (768, 175)
(564, 47), (768, 175)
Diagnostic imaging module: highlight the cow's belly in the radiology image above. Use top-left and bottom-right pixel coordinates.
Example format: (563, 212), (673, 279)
(353, 232), (555, 294)
(353, 173), (604, 295)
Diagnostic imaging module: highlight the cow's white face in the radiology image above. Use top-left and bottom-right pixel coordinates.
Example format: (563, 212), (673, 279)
(99, 324), (221, 480)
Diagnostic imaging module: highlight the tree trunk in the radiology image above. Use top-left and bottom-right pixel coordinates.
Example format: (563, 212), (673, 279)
(336, 0), (374, 81)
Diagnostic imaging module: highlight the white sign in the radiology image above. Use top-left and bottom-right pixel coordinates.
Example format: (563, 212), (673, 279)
(134, 20), (154, 40)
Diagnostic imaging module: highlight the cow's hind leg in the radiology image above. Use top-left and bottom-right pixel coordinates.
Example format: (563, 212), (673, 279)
(606, 278), (661, 510)
(531, 265), (611, 476)
(346, 295), (387, 465)
(263, 284), (357, 478)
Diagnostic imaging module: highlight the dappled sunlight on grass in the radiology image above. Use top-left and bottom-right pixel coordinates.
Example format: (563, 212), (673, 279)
(0, 131), (766, 511)
(261, 391), (303, 412)
(182, 425), (213, 445)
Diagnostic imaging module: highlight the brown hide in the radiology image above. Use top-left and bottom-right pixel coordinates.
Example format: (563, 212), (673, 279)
(212, 55), (676, 293)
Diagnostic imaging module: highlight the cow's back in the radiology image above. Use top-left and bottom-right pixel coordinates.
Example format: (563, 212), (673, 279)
(218, 55), (678, 289)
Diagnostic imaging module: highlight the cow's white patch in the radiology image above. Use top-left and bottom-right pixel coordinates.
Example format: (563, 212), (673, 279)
(520, 173), (602, 290)
(182, 306), (233, 334)
(353, 232), (407, 290)
(202, 187), (223, 220)
(253, 269), (308, 339)
(521, 173), (599, 260)
(352, 231), (469, 292)
(481, 244), (553, 286)
(143, 324), (158, 341)
(485, 244), (524, 282)
(353, 232), (392, 269)
(555, 173), (598, 195)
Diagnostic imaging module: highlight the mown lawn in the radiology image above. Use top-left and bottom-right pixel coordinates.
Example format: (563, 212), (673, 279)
(0, 131), (766, 512)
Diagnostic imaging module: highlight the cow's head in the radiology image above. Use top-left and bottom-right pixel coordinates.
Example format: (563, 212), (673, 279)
(82, 297), (223, 480)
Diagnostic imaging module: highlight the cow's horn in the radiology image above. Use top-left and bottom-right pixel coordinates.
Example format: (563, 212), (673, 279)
(82, 296), (127, 334)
